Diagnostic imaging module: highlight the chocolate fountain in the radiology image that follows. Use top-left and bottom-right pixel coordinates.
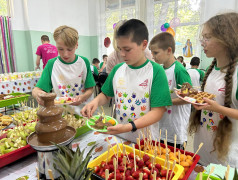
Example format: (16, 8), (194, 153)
(27, 93), (76, 179)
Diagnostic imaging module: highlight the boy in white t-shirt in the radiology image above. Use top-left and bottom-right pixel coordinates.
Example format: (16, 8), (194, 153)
(149, 32), (192, 149)
(187, 57), (204, 89)
(33, 26), (95, 115)
(81, 19), (172, 143)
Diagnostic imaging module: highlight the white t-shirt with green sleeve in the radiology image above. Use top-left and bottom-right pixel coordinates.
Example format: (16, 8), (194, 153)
(156, 61), (192, 144)
(187, 68), (204, 89)
(36, 55), (96, 115)
(102, 60), (172, 142)
(194, 64), (238, 167)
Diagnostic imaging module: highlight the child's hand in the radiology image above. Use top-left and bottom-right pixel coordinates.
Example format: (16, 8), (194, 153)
(36, 92), (46, 106)
(105, 124), (132, 135)
(70, 95), (85, 106)
(80, 102), (98, 118)
(193, 97), (221, 112)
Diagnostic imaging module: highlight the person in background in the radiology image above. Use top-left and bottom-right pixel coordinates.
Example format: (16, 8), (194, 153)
(33, 26), (95, 115)
(99, 54), (108, 73)
(187, 56), (205, 89)
(81, 19), (172, 143)
(189, 12), (238, 168)
(149, 32), (192, 149)
(91, 58), (99, 76)
(35, 35), (58, 70)
(106, 20), (153, 74)
(177, 55), (186, 68)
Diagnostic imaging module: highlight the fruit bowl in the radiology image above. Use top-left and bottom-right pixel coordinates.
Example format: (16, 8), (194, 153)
(135, 139), (200, 180)
(88, 143), (184, 180)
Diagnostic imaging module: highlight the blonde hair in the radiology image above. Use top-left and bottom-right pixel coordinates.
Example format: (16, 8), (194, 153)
(189, 12), (238, 160)
(113, 20), (127, 51)
(53, 25), (79, 48)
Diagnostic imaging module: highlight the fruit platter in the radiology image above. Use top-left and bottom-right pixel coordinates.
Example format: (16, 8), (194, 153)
(86, 114), (118, 132)
(0, 93), (30, 108)
(0, 121), (36, 168)
(88, 143), (184, 180)
(0, 114), (14, 130)
(135, 139), (200, 180)
(175, 82), (215, 105)
(13, 108), (38, 124)
(54, 97), (76, 105)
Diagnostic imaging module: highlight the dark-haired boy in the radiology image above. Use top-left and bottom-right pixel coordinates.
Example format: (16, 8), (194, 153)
(187, 57), (204, 89)
(149, 32), (192, 149)
(81, 19), (172, 142)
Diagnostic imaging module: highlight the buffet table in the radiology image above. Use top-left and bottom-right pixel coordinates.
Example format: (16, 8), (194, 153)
(0, 78), (40, 94)
(0, 131), (199, 180)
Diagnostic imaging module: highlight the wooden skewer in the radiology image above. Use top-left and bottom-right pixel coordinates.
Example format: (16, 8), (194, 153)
(36, 167), (40, 180)
(123, 156), (127, 179)
(178, 150), (181, 165)
(168, 160), (176, 180)
(139, 172), (143, 180)
(207, 166), (215, 180)
(174, 134), (177, 154)
(225, 165), (230, 180)
(151, 156), (155, 172)
(120, 140), (130, 163)
(136, 138), (141, 158)
(111, 104), (115, 117)
(183, 142), (186, 156)
(106, 145), (110, 164)
(106, 137), (117, 156)
(166, 161), (170, 180)
(132, 144), (136, 171)
(113, 158), (117, 180)
(116, 144), (119, 168)
(192, 143), (203, 159)
(105, 169), (109, 180)
(199, 172), (203, 180)
(48, 169), (54, 180)
(153, 170), (157, 180)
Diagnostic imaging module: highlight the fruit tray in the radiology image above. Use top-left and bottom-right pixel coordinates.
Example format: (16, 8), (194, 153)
(135, 139), (200, 180)
(0, 93), (30, 108)
(195, 173), (220, 180)
(88, 143), (184, 180)
(0, 126), (36, 168)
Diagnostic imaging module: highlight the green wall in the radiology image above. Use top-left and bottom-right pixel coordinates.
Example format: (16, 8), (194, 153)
(200, 50), (213, 70)
(12, 30), (98, 72)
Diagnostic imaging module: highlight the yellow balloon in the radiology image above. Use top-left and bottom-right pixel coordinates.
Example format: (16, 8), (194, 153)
(166, 27), (175, 37)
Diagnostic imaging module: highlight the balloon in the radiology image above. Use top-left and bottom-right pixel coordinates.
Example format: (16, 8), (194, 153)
(166, 27), (175, 37)
(104, 37), (111, 48)
(113, 23), (117, 29)
(164, 23), (170, 29)
(170, 17), (180, 28)
(160, 24), (167, 32)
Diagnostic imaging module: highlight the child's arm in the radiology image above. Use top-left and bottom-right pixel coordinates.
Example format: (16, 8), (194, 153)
(35, 55), (41, 70)
(32, 87), (47, 106)
(81, 93), (111, 118)
(172, 98), (190, 105)
(106, 107), (166, 134)
(194, 98), (238, 120)
(71, 87), (94, 106)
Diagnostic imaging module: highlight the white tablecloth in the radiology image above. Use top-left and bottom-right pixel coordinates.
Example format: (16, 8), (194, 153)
(0, 78), (40, 94)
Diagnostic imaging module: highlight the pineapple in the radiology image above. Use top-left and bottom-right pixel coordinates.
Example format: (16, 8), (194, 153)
(53, 143), (96, 180)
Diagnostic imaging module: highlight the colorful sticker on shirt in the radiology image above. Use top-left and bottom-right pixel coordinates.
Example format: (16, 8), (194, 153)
(120, 117), (123, 121)
(74, 83), (78, 87)
(132, 92), (136, 98)
(118, 92), (122, 97)
(203, 118), (206, 122)
(130, 113), (136, 118)
(141, 98), (147, 103)
(209, 119), (214, 125)
(58, 85), (62, 89)
(141, 105), (146, 111)
(144, 92), (149, 98)
(139, 79), (148, 89)
(120, 98), (124, 103)
(72, 88), (76, 92)
(135, 99), (141, 106)
(122, 113), (127, 117)
(70, 93), (74, 97)
(140, 112), (145, 116)
(130, 105), (135, 111)
(67, 85), (71, 89)
(208, 111), (213, 117)
(128, 98), (132, 103)
(170, 90), (174, 94)
(118, 104), (121, 109)
(219, 114), (224, 119)
(123, 105), (128, 110)
(167, 109), (172, 114)
(207, 124), (211, 131)
(211, 125), (217, 131)
(123, 92), (128, 98)
(203, 110), (208, 115)
(128, 118), (132, 122)
(116, 109), (120, 115)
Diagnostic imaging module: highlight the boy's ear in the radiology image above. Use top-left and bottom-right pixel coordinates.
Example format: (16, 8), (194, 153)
(76, 42), (79, 49)
(167, 47), (173, 54)
(141, 40), (148, 50)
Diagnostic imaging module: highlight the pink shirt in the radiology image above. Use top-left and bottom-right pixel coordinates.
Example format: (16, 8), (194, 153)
(36, 43), (58, 69)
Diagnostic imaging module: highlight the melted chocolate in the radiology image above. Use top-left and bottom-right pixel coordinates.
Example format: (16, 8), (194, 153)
(28, 93), (75, 146)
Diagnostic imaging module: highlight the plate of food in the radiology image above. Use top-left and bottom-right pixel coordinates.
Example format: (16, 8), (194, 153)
(0, 114), (14, 130)
(54, 97), (76, 105)
(86, 114), (118, 132)
(175, 82), (216, 106)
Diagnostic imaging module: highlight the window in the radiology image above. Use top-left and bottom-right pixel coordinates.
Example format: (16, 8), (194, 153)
(0, 0), (8, 16)
(98, 0), (138, 58)
(153, 0), (201, 64)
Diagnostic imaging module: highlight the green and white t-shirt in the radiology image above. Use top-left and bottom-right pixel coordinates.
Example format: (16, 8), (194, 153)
(194, 64), (238, 167)
(36, 55), (96, 115)
(155, 61), (192, 144)
(187, 68), (204, 89)
(90, 65), (99, 76)
(102, 60), (172, 142)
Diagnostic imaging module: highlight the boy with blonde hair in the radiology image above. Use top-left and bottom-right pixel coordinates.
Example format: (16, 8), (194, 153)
(81, 19), (172, 142)
(149, 32), (192, 149)
(33, 25), (95, 115)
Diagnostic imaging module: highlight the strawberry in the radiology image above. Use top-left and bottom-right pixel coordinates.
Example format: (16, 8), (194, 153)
(94, 166), (100, 173)
(127, 163), (134, 170)
(132, 171), (140, 178)
(137, 160), (144, 168)
(143, 154), (150, 162)
(160, 169), (167, 177)
(143, 167), (151, 175)
(116, 173), (122, 180)
(109, 164), (114, 172)
(125, 176), (134, 180)
(104, 164), (109, 171)
(101, 161), (106, 168)
(145, 160), (152, 166)
(143, 172), (149, 179)
(128, 152), (134, 159)
(155, 164), (162, 170)
(125, 169), (131, 177)
(67, 97), (71, 101)
(118, 157), (123, 164)
(118, 165), (125, 172)
(148, 162), (152, 169)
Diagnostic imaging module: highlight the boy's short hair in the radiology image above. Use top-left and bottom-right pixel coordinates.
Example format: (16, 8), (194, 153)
(177, 56), (184, 61)
(149, 32), (175, 53)
(116, 19), (148, 45)
(92, 58), (100, 64)
(190, 56), (200, 66)
(102, 55), (108, 59)
(41, 35), (49, 42)
(53, 25), (79, 48)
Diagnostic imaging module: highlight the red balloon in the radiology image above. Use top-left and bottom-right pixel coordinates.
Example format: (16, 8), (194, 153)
(104, 37), (111, 48)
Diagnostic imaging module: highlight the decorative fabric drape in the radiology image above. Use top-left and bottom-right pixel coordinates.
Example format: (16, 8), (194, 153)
(0, 16), (16, 73)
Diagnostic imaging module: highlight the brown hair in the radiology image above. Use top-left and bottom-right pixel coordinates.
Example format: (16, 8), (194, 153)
(113, 20), (127, 51)
(41, 35), (49, 42)
(53, 25), (79, 48)
(149, 32), (175, 53)
(189, 12), (238, 160)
